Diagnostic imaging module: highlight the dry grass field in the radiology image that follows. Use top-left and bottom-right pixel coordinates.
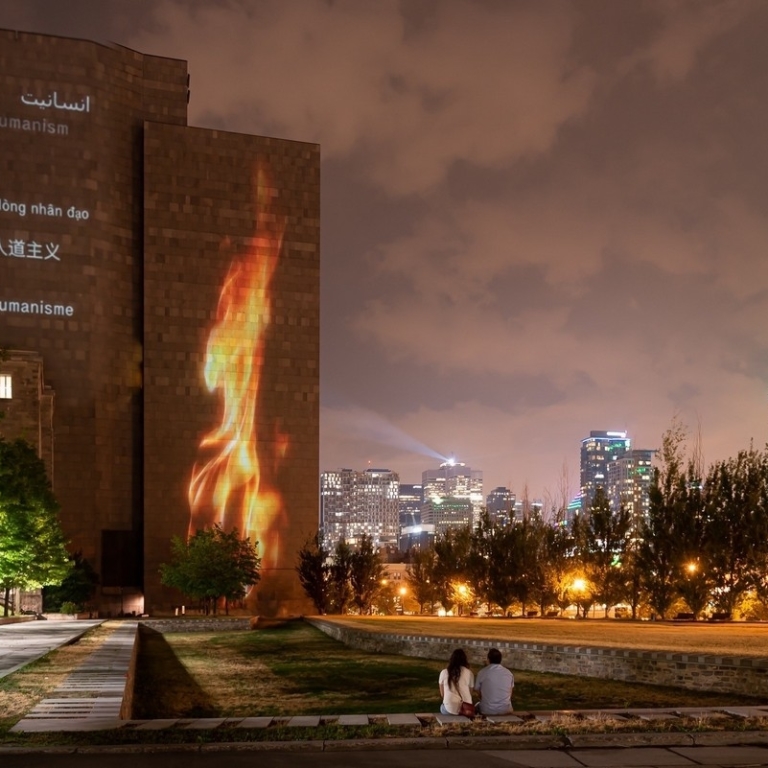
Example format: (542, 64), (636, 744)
(320, 616), (768, 658)
(131, 621), (765, 719)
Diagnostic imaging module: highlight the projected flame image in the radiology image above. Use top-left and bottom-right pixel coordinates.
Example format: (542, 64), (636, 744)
(188, 162), (288, 571)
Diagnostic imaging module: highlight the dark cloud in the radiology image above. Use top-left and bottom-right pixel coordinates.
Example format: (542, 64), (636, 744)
(2, 0), (766, 500)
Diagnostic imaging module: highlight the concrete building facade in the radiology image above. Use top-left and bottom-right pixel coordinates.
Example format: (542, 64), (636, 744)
(0, 29), (319, 616)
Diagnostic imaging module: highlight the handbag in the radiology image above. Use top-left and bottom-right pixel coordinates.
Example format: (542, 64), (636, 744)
(459, 701), (475, 718)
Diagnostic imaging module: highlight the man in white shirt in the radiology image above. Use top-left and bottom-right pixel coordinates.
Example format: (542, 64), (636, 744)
(473, 647), (514, 716)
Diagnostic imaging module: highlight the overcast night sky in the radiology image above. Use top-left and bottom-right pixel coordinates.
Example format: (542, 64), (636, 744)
(2, 0), (766, 505)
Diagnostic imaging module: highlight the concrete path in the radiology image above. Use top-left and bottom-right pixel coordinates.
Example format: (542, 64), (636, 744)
(14, 621), (137, 724)
(0, 619), (101, 679)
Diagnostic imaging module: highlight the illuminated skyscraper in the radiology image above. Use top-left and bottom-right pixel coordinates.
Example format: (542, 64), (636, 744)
(486, 486), (516, 525)
(580, 431), (654, 524)
(398, 483), (423, 528)
(422, 459), (483, 527)
(320, 468), (400, 550)
(580, 431), (631, 511)
(607, 449), (654, 526)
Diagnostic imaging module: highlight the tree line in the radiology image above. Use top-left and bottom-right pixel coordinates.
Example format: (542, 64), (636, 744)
(299, 428), (768, 620)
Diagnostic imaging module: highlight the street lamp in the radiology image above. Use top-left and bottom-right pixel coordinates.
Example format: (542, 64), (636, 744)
(572, 578), (586, 618)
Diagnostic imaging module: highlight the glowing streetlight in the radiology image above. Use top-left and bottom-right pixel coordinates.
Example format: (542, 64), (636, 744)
(686, 562), (697, 575)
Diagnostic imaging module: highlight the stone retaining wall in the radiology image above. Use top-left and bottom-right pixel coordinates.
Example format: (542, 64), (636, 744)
(307, 618), (768, 697)
(140, 618), (251, 633)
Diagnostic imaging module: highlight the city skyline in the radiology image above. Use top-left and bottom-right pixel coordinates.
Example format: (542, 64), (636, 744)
(1, 1), (766, 502)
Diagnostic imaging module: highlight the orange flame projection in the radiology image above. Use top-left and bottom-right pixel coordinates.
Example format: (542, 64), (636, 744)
(188, 162), (288, 573)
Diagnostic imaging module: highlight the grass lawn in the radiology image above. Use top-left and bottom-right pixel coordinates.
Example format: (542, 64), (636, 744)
(132, 620), (766, 719)
(320, 616), (768, 658)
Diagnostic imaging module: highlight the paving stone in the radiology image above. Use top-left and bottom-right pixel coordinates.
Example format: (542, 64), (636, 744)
(434, 714), (471, 725)
(721, 706), (768, 718)
(674, 707), (721, 718)
(336, 714), (370, 726)
(486, 714), (525, 724)
(234, 717), (273, 728)
(133, 719), (180, 730)
(286, 715), (321, 727)
(181, 718), (226, 729)
(636, 713), (678, 721)
(11, 718), (125, 732)
(386, 713), (421, 726)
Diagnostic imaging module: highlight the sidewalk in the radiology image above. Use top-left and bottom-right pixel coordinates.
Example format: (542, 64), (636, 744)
(0, 619), (101, 679)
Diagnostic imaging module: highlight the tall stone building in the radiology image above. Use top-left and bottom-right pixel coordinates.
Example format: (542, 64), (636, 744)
(0, 29), (319, 616)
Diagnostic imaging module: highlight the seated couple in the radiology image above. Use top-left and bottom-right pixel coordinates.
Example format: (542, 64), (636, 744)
(438, 647), (514, 716)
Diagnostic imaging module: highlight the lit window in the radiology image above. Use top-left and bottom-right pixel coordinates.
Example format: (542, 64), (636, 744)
(0, 374), (11, 399)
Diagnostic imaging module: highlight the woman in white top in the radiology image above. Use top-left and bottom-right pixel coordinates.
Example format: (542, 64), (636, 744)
(438, 648), (475, 715)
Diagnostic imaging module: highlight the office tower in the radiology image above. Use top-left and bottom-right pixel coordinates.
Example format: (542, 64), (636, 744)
(320, 468), (400, 551)
(580, 431), (630, 511)
(486, 486), (516, 525)
(0, 29), (319, 616)
(607, 449), (654, 526)
(422, 459), (483, 525)
(421, 497), (474, 537)
(398, 483), (423, 529)
(398, 523), (436, 552)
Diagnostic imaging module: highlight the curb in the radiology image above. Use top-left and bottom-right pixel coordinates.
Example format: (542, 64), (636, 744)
(2, 730), (768, 755)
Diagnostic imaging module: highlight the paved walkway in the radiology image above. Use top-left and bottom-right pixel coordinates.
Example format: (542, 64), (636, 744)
(0, 619), (101, 679)
(15, 622), (137, 723)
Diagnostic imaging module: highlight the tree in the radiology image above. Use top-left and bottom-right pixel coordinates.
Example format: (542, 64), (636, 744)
(43, 551), (99, 614)
(574, 487), (631, 616)
(160, 524), (260, 614)
(638, 421), (688, 619)
(329, 539), (354, 614)
(432, 525), (471, 612)
(296, 534), (331, 614)
(534, 512), (572, 617)
(349, 535), (384, 614)
(0, 438), (71, 615)
(406, 547), (439, 614)
(704, 447), (768, 614)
